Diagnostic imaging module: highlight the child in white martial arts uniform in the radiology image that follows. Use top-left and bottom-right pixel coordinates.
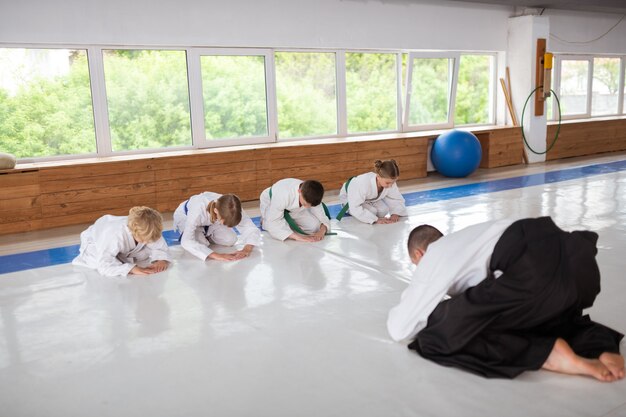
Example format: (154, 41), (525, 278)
(73, 206), (171, 277)
(388, 218), (625, 381)
(337, 159), (407, 224)
(173, 192), (260, 261)
(260, 179), (330, 242)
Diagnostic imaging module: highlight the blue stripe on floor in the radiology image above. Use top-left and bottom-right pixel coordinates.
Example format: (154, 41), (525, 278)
(2, 159), (626, 275)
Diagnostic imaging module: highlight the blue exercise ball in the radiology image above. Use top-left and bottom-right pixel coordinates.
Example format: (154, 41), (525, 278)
(431, 130), (482, 178)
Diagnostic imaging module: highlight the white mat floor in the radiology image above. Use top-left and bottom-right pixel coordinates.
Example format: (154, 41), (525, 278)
(1, 153), (625, 417)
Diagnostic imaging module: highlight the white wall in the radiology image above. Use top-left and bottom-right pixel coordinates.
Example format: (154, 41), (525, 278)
(546, 9), (626, 55)
(507, 15), (550, 163)
(0, 0), (513, 51)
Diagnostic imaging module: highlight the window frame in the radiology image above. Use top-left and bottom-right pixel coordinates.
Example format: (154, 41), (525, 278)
(342, 50), (401, 136)
(98, 46), (196, 156)
(552, 54), (626, 121)
(454, 52), (497, 127)
(1, 44), (506, 163)
(273, 48), (341, 143)
(554, 55), (593, 120)
(187, 47), (277, 149)
(0, 45), (100, 163)
(403, 51), (461, 132)
(590, 55), (623, 118)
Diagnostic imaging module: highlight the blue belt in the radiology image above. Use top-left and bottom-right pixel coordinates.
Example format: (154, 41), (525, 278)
(180, 199), (208, 240)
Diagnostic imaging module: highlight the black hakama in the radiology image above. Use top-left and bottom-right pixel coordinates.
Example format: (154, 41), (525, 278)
(409, 217), (624, 378)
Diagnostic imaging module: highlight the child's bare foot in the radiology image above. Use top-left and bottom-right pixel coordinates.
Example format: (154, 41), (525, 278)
(599, 352), (625, 380)
(542, 338), (615, 382)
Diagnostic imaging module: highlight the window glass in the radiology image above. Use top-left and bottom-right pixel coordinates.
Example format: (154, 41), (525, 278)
(275, 52), (337, 138)
(0, 48), (95, 158)
(200, 55), (268, 139)
(346, 53), (397, 133)
(103, 49), (191, 151)
(408, 57), (452, 125)
(559, 60), (589, 116)
(455, 55), (493, 125)
(591, 57), (620, 116)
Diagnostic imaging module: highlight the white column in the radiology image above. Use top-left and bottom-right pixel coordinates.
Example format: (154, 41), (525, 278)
(507, 15), (550, 163)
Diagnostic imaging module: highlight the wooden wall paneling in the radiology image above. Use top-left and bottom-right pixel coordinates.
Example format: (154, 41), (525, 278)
(156, 182), (264, 210)
(547, 119), (626, 160)
(0, 207), (42, 224)
(356, 146), (426, 161)
(41, 191), (157, 218)
(40, 169), (155, 193)
(478, 128), (523, 168)
(38, 160), (157, 229)
(43, 208), (135, 229)
(156, 148), (268, 170)
(269, 142), (358, 188)
(477, 132), (492, 168)
(41, 182), (157, 206)
(272, 161), (361, 181)
(355, 137), (429, 178)
(269, 142), (350, 159)
(154, 148), (271, 207)
(0, 169), (42, 234)
(154, 160), (263, 181)
(0, 219), (43, 234)
(40, 159), (154, 182)
(1, 122), (622, 236)
(270, 152), (356, 171)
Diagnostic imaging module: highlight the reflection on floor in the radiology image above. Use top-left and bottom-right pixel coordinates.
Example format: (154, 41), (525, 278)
(1, 152), (625, 417)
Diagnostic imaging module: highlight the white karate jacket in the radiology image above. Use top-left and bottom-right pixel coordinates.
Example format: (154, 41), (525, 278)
(387, 219), (515, 342)
(259, 178), (331, 241)
(338, 172), (407, 224)
(173, 192), (261, 260)
(72, 215), (171, 277)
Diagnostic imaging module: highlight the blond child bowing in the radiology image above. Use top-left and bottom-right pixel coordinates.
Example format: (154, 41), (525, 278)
(72, 206), (171, 277)
(338, 159), (407, 224)
(173, 192), (260, 261)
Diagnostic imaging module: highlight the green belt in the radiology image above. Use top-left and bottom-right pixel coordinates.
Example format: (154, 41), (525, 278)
(269, 187), (336, 236)
(336, 176), (355, 221)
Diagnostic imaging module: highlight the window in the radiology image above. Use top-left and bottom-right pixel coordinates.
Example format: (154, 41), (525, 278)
(0, 48), (95, 158)
(404, 53), (459, 130)
(558, 59), (590, 117)
(199, 54), (270, 140)
(554, 55), (626, 120)
(455, 54), (494, 125)
(591, 57), (620, 116)
(102, 49), (192, 152)
(275, 52), (337, 139)
(345, 52), (398, 133)
(3, 45), (506, 161)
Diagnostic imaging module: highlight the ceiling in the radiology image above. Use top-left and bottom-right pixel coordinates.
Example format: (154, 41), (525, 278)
(449, 0), (626, 14)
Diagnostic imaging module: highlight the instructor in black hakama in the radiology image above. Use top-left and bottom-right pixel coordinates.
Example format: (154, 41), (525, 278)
(410, 217), (623, 378)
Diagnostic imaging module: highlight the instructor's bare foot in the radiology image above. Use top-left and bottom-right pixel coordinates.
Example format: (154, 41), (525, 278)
(599, 352), (625, 380)
(542, 338), (615, 382)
